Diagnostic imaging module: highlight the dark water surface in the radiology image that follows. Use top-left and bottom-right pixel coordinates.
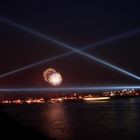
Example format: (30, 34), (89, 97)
(4, 97), (140, 140)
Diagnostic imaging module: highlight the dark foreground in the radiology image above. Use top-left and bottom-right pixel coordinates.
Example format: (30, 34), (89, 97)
(0, 105), (55, 140)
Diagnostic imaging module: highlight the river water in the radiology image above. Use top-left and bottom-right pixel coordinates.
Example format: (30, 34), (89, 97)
(4, 97), (140, 140)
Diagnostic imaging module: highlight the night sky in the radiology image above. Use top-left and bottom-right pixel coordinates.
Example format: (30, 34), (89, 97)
(0, 0), (140, 88)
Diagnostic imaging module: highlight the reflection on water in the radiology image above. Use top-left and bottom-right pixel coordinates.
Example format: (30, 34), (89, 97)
(43, 103), (73, 140)
(108, 99), (139, 139)
(84, 100), (109, 103)
(4, 97), (140, 140)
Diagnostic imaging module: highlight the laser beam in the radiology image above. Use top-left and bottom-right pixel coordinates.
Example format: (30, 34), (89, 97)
(0, 86), (139, 93)
(0, 52), (72, 78)
(0, 16), (140, 80)
(83, 29), (140, 50)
